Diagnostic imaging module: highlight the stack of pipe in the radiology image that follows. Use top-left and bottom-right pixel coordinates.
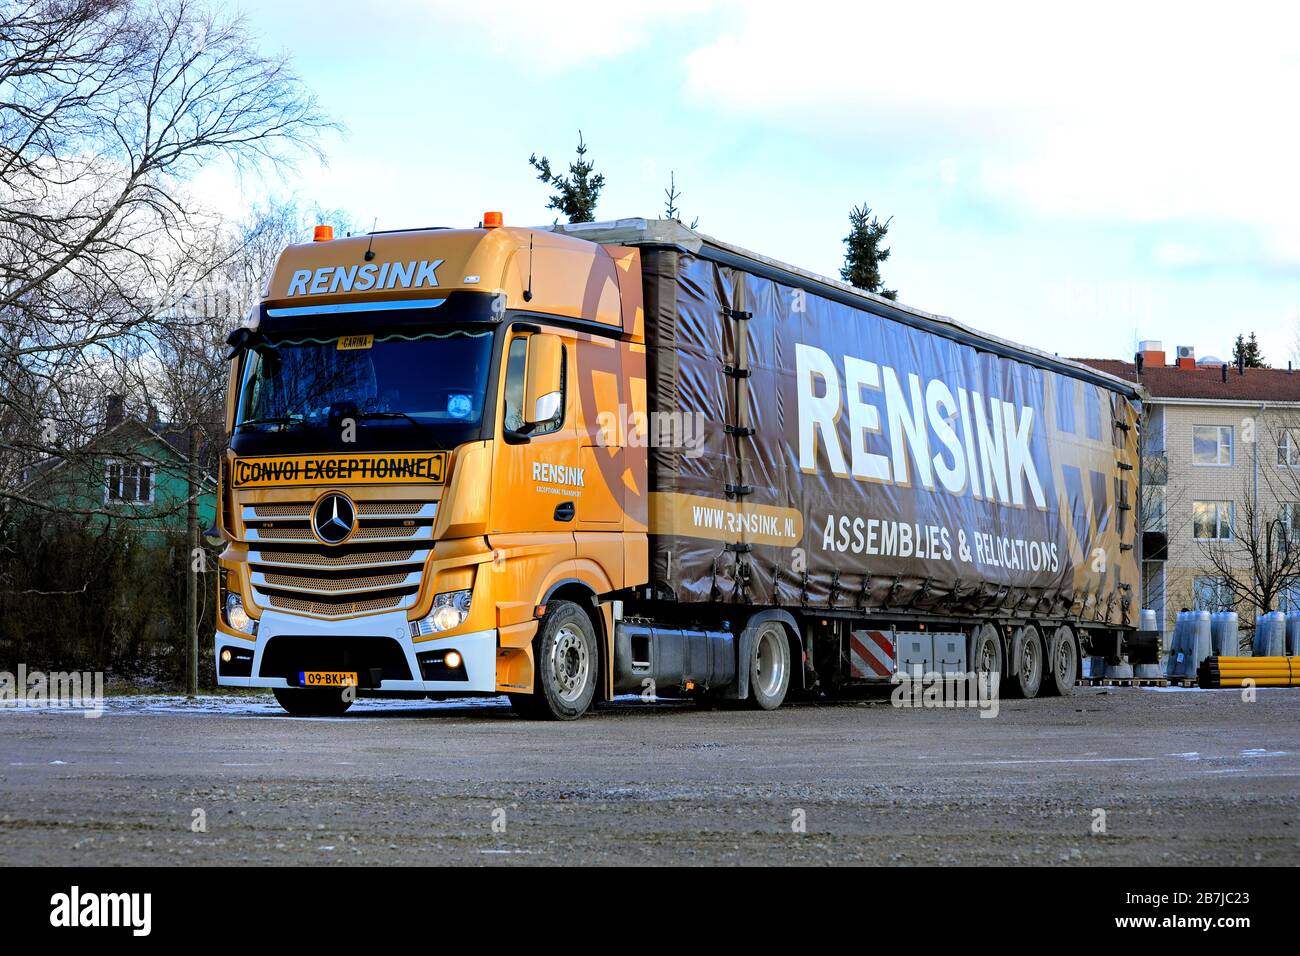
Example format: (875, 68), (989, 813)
(1198, 656), (1299, 688)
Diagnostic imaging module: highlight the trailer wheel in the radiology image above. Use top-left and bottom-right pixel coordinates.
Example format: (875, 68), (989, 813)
(1043, 626), (1078, 697)
(968, 624), (1003, 702)
(513, 600), (598, 720)
(273, 688), (353, 717)
(748, 621), (791, 711)
(1008, 624), (1044, 699)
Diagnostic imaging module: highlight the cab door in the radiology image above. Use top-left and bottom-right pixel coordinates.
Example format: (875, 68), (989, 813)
(489, 325), (582, 538)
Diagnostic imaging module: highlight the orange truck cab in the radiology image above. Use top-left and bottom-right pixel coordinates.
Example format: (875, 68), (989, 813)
(215, 216), (1147, 718)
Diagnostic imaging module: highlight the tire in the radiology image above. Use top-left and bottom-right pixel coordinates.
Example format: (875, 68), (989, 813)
(747, 621), (791, 711)
(1007, 624), (1044, 699)
(273, 687), (354, 716)
(1043, 625), (1078, 697)
(968, 624), (1003, 702)
(515, 600), (598, 720)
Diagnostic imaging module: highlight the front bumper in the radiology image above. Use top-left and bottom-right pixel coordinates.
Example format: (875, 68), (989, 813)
(215, 609), (498, 694)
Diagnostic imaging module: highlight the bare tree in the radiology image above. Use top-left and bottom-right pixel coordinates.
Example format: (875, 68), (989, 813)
(0, 0), (333, 516)
(1197, 468), (1300, 620)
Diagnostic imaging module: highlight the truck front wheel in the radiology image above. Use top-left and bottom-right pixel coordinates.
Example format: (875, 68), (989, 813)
(748, 621), (791, 711)
(273, 688), (353, 717)
(512, 600), (598, 720)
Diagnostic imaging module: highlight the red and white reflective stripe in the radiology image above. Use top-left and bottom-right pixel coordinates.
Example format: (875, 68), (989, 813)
(850, 629), (895, 678)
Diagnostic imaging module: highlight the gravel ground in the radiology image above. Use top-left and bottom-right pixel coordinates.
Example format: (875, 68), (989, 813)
(0, 687), (1297, 866)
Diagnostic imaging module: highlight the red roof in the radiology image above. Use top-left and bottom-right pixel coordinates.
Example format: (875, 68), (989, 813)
(1074, 359), (1300, 402)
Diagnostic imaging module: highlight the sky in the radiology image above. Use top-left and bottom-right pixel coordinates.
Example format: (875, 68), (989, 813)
(199, 0), (1300, 365)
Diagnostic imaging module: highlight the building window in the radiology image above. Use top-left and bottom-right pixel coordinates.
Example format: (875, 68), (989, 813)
(1281, 502), (1300, 542)
(1142, 485), (1167, 532)
(1192, 424), (1232, 466)
(1141, 561), (1166, 624)
(1192, 576), (1232, 612)
(1192, 500), (1232, 540)
(106, 461), (153, 503)
(1279, 431), (1300, 468)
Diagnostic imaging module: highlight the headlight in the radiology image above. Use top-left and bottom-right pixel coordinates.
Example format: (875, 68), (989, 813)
(411, 589), (472, 637)
(225, 593), (255, 634)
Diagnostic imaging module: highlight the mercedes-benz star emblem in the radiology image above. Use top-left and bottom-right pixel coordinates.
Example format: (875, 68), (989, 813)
(312, 492), (356, 545)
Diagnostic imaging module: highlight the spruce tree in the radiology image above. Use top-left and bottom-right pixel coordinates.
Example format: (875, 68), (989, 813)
(1231, 332), (1268, 368)
(840, 203), (897, 300)
(528, 131), (606, 224)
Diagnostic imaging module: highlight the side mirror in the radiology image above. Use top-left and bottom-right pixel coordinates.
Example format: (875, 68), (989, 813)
(523, 333), (563, 426)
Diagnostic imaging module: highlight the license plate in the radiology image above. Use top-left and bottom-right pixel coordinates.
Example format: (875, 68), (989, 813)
(300, 670), (358, 688)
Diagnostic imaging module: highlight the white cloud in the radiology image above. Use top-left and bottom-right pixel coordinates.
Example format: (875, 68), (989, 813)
(383, 0), (715, 70)
(683, 0), (1300, 237)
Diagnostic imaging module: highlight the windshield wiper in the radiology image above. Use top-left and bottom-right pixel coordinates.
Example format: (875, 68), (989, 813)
(353, 410), (425, 426)
(239, 415), (305, 429)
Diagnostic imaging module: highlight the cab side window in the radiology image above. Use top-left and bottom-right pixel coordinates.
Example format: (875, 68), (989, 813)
(503, 337), (528, 432)
(502, 335), (565, 436)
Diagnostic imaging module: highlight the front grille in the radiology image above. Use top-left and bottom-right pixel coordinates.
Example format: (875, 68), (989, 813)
(251, 503), (312, 518)
(257, 548), (417, 567)
(238, 498), (436, 617)
(252, 527), (315, 540)
(261, 570), (410, 591)
(266, 592), (406, 616)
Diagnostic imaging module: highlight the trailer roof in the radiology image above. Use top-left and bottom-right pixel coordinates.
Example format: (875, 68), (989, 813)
(553, 218), (1141, 400)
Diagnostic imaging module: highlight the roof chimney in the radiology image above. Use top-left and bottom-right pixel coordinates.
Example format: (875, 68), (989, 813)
(1175, 345), (1196, 370)
(105, 394), (125, 429)
(1138, 339), (1166, 368)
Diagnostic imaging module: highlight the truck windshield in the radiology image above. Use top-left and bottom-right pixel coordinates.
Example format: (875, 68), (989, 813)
(234, 328), (494, 449)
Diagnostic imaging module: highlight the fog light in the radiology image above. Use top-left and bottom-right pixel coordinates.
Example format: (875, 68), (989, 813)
(221, 648), (233, 664)
(225, 593), (254, 634)
(445, 650), (462, 669)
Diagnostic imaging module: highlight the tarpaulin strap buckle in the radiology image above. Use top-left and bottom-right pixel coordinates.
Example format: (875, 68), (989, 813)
(1117, 461), (1134, 470)
(725, 542), (751, 554)
(725, 483), (753, 497)
(828, 571), (841, 607)
(1119, 543), (1134, 551)
(1113, 419), (1132, 431)
(722, 308), (752, 320)
(722, 364), (751, 378)
(725, 424), (754, 437)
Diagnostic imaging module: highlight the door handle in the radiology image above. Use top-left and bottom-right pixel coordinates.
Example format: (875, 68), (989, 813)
(554, 501), (575, 522)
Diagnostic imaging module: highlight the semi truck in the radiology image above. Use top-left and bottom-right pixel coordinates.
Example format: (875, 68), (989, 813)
(214, 215), (1148, 718)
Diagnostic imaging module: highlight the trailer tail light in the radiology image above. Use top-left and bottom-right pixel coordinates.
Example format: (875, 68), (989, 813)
(482, 211), (503, 229)
(313, 224), (334, 242)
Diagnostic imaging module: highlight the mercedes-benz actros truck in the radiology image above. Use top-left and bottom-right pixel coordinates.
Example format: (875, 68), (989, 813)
(214, 215), (1147, 718)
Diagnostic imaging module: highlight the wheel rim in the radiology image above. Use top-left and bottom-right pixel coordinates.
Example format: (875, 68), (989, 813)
(754, 627), (786, 698)
(977, 636), (998, 677)
(1022, 632), (1041, 686)
(550, 624), (590, 704)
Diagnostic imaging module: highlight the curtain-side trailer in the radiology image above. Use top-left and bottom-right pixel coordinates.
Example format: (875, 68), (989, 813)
(215, 215), (1148, 718)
